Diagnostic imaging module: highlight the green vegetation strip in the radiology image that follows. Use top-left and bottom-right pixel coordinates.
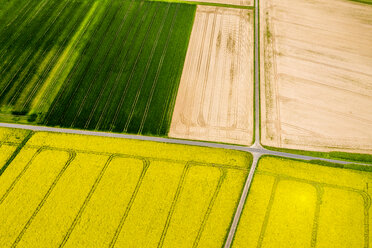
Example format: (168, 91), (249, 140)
(264, 145), (372, 165)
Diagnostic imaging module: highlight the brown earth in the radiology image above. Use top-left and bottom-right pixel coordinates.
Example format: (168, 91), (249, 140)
(260, 0), (372, 153)
(169, 6), (254, 146)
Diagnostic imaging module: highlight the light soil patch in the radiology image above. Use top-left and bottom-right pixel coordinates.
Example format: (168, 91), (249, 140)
(232, 156), (372, 248)
(169, 6), (254, 146)
(260, 0), (372, 153)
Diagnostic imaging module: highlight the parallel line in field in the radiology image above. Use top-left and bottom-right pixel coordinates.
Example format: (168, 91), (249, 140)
(36, 1), (101, 113)
(55, 0), (115, 126)
(11, 150), (76, 247)
(311, 184), (323, 248)
(84, 0), (136, 129)
(44, 0), (115, 125)
(157, 162), (191, 247)
(0, 0), (71, 101)
(94, 1), (148, 131)
(0, 0), (33, 33)
(139, 4), (180, 134)
(123, 4), (171, 132)
(0, 0), (62, 73)
(69, 1), (128, 128)
(109, 159), (150, 248)
(21, 2), (92, 111)
(193, 168), (226, 248)
(0, 0), (53, 58)
(0, 147), (45, 205)
(109, 3), (160, 132)
(59, 154), (116, 247)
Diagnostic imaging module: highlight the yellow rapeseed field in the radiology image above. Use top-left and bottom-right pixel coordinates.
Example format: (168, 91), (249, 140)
(232, 156), (372, 248)
(0, 129), (251, 247)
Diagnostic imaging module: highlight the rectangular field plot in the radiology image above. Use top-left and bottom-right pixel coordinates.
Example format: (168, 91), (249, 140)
(0, 128), (252, 247)
(169, 6), (254, 145)
(232, 156), (372, 248)
(260, 0), (372, 153)
(0, 0), (195, 136)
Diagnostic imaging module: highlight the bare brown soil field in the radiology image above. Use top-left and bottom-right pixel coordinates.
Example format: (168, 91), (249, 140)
(260, 0), (372, 153)
(169, 6), (254, 146)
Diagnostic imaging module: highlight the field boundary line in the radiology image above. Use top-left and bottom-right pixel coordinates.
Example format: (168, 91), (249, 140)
(123, 3), (171, 132)
(138, 4), (180, 134)
(11, 150), (76, 247)
(193, 168), (226, 247)
(311, 184), (323, 247)
(109, 159), (150, 247)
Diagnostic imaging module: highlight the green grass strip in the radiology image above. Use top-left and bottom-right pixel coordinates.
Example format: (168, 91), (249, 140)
(264, 145), (372, 165)
(147, 0), (254, 9)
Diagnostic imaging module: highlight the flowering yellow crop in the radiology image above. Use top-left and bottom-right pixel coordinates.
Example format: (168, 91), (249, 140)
(232, 156), (372, 248)
(0, 129), (251, 247)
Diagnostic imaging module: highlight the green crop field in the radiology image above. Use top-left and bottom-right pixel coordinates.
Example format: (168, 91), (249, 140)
(0, 0), (195, 136)
(232, 156), (372, 248)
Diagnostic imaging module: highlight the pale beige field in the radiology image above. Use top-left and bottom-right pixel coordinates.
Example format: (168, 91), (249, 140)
(169, 6), (254, 146)
(182, 0), (253, 7)
(260, 0), (372, 153)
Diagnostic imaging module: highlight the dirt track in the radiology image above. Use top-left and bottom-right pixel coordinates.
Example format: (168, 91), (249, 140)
(169, 6), (254, 146)
(260, 0), (372, 153)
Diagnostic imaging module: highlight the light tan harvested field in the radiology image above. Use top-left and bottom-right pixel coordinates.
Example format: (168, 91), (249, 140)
(169, 6), (254, 146)
(183, 0), (253, 7)
(260, 0), (372, 153)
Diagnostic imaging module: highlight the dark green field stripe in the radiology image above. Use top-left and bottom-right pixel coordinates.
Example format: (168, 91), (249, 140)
(91, 1), (149, 131)
(9, 1), (91, 111)
(60, 0), (126, 127)
(123, 3), (172, 133)
(19, 1), (96, 113)
(80, 0), (138, 129)
(94, 2), (154, 131)
(50, 0), (117, 126)
(0, 0), (36, 33)
(141, 3), (196, 135)
(0, 0), (59, 63)
(69, 0), (130, 128)
(0, 0), (68, 99)
(150, 0), (254, 9)
(44, 1), (113, 126)
(109, 2), (161, 132)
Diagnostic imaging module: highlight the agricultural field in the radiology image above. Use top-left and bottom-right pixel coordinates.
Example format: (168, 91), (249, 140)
(151, 0), (254, 7)
(0, 0), (195, 136)
(232, 156), (372, 248)
(0, 127), (252, 247)
(260, 0), (372, 154)
(169, 6), (254, 146)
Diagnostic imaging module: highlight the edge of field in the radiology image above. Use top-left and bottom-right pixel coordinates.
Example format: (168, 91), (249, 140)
(264, 145), (372, 167)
